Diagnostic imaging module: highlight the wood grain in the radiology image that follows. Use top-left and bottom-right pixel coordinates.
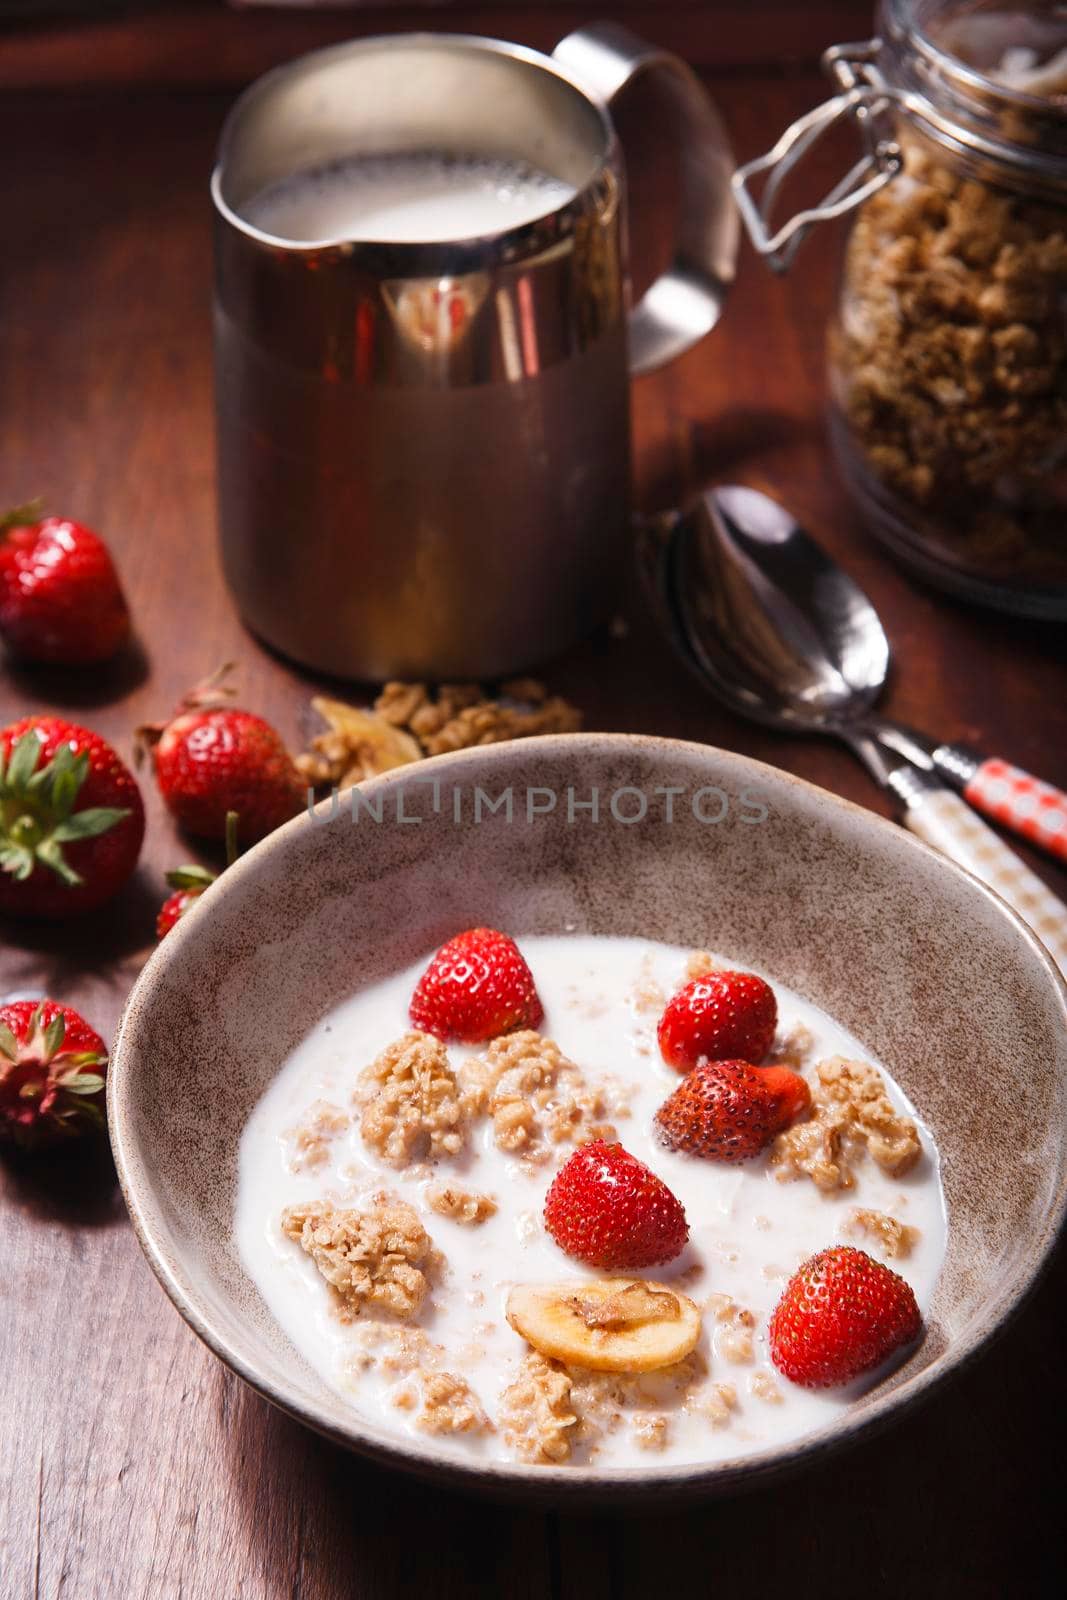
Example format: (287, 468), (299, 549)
(1, 46), (1065, 1600)
(0, 0), (874, 86)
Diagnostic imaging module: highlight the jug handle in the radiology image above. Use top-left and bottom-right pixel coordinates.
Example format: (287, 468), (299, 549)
(554, 23), (738, 375)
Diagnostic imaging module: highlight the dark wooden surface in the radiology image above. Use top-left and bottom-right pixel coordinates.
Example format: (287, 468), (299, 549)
(2, 11), (1066, 1598)
(1, 2), (876, 85)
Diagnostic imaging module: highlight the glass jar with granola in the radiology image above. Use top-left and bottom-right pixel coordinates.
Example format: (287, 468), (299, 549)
(734, 2), (1067, 618)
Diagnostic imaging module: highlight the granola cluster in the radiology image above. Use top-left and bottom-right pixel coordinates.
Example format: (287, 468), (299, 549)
(845, 1207), (920, 1261)
(770, 1057), (922, 1191)
(283, 1099), (350, 1172)
(345, 1322), (490, 1434)
(496, 1348), (711, 1464)
(631, 1413), (670, 1452)
(768, 1020), (816, 1069)
(697, 1382), (738, 1428)
(377, 678), (582, 756)
(281, 1197), (438, 1321)
(357, 1031), (469, 1168)
(748, 1369), (783, 1405)
(707, 1294), (756, 1365)
(347, 1320), (441, 1377)
(393, 1370), (490, 1436)
(684, 950), (722, 981)
(460, 1030), (626, 1163)
(831, 138), (1067, 582)
(498, 1353), (579, 1464)
(425, 1183), (498, 1226)
(297, 678), (582, 788)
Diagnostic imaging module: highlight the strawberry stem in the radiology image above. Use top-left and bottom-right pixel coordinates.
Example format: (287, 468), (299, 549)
(0, 499), (44, 535)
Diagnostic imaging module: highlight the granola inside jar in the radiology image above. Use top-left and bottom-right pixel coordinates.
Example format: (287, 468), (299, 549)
(737, 1), (1067, 617)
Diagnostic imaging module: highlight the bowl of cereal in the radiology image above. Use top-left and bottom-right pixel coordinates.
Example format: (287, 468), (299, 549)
(108, 735), (1067, 1502)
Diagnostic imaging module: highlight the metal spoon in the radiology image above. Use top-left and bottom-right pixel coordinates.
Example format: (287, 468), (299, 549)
(644, 484), (1067, 972)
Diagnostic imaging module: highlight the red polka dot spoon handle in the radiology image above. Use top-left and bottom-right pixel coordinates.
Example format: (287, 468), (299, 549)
(875, 727), (1067, 867)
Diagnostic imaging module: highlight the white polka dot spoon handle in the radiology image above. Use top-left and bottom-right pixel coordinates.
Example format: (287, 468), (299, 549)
(888, 769), (1067, 976)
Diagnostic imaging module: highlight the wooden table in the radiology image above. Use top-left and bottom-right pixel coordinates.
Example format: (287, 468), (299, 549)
(2, 11), (1065, 1597)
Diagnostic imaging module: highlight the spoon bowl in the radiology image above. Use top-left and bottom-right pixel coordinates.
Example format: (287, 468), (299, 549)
(669, 485), (891, 733)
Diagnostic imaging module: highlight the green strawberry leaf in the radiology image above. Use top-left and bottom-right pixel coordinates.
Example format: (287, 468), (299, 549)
(41, 1012), (66, 1061)
(62, 1050), (107, 1069)
(0, 727), (128, 891)
(33, 841), (83, 887)
(60, 1072), (106, 1096)
(50, 770), (80, 819)
(6, 731), (42, 793)
(164, 865), (216, 891)
(0, 843), (37, 881)
(51, 806), (130, 843)
(0, 498), (44, 533)
(58, 1096), (105, 1132)
(0, 1022), (17, 1061)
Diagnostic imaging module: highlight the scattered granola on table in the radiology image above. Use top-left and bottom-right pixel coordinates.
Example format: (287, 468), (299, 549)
(297, 678), (582, 788)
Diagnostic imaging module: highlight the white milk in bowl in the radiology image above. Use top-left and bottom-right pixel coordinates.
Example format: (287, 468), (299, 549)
(236, 934), (946, 1471)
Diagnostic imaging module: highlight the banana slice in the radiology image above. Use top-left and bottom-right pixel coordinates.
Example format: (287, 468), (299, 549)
(506, 1279), (701, 1373)
(311, 698), (422, 782)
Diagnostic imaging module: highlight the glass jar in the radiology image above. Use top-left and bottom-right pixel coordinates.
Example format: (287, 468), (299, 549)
(734, 1), (1067, 619)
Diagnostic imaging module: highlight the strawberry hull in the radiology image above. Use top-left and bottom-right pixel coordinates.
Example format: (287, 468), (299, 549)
(0, 718), (144, 917)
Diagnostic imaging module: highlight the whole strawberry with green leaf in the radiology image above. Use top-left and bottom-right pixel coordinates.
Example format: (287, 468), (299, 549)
(0, 1000), (108, 1147)
(0, 716), (144, 917)
(139, 670), (303, 846)
(156, 809), (240, 938)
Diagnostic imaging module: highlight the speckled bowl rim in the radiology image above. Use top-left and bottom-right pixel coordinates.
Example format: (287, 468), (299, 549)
(108, 734), (1067, 1504)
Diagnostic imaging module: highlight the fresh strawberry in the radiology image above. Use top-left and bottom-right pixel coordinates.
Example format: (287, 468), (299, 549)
(658, 970), (777, 1070)
(769, 1245), (922, 1388)
(156, 810), (239, 938)
(156, 871), (215, 938)
(0, 1000), (108, 1148)
(140, 672), (303, 845)
(543, 1139), (689, 1270)
(654, 1059), (810, 1163)
(0, 503), (130, 665)
(409, 927), (543, 1042)
(0, 717), (144, 918)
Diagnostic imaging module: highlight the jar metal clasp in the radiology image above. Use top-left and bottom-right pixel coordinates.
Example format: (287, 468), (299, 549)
(732, 39), (903, 272)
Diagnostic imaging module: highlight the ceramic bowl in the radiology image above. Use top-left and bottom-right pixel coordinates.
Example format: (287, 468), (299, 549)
(108, 735), (1067, 1503)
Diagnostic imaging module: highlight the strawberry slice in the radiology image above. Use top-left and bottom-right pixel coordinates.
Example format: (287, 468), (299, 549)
(543, 1139), (689, 1270)
(769, 1245), (922, 1387)
(654, 1059), (810, 1162)
(658, 970), (778, 1071)
(409, 927), (542, 1043)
